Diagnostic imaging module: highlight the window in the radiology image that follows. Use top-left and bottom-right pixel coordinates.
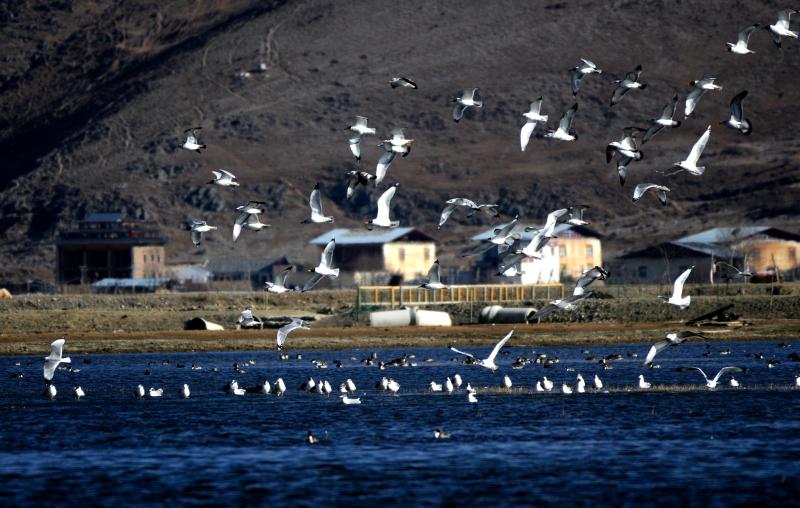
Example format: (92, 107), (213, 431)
(586, 245), (593, 257)
(424, 247), (431, 262)
(638, 266), (648, 278)
(558, 246), (566, 257)
(398, 248), (405, 262)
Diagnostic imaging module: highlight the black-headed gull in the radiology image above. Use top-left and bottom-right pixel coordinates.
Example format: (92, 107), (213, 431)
(452, 88), (483, 122)
(419, 260), (447, 290)
(638, 375), (651, 389)
(190, 220), (216, 246)
(520, 97), (548, 151)
(232, 201), (269, 242)
(643, 331), (708, 366)
(345, 116), (376, 161)
(720, 91), (751, 135)
(345, 170), (376, 199)
(657, 266), (694, 309)
(438, 198), (499, 229)
(208, 169), (239, 187)
(43, 337), (71, 383)
(390, 76), (418, 89)
(302, 238), (339, 291)
(544, 103), (578, 141)
(632, 183), (670, 205)
(181, 127), (205, 153)
(607, 127), (645, 163)
(668, 126), (711, 176)
(767, 9), (798, 48)
(714, 261), (753, 280)
(727, 24), (760, 54)
(303, 184), (334, 224)
(449, 330), (514, 371)
(569, 58), (602, 96)
(277, 318), (310, 351)
(643, 94), (681, 144)
(365, 183), (400, 229)
(265, 266), (295, 293)
(677, 366), (745, 389)
(685, 76), (722, 118)
(610, 65), (646, 106)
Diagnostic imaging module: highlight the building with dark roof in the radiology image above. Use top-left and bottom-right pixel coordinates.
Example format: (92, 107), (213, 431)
(205, 256), (290, 289)
(618, 226), (800, 283)
(55, 213), (167, 285)
(308, 227), (436, 286)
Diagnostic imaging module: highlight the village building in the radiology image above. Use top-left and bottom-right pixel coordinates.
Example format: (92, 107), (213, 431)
(205, 256), (291, 290)
(55, 213), (166, 285)
(308, 227), (437, 286)
(618, 226), (800, 284)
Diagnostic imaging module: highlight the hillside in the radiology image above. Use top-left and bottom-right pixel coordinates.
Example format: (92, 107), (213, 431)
(1, 0), (799, 285)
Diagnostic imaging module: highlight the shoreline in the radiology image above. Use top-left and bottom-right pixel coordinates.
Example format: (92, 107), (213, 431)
(1, 320), (798, 355)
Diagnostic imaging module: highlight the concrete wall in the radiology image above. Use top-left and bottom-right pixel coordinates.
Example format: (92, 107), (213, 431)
(383, 242), (436, 282)
(132, 246), (166, 278)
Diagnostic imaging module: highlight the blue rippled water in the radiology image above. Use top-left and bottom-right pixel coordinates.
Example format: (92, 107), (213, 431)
(1, 341), (799, 506)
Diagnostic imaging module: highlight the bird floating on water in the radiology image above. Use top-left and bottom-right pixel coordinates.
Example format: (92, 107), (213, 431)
(638, 375), (652, 389)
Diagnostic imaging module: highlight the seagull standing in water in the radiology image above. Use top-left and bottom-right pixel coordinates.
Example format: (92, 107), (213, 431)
(726, 24), (760, 54)
(303, 184), (334, 224)
(277, 318), (310, 351)
(657, 266), (694, 309)
(643, 95), (681, 144)
(520, 97), (549, 151)
(344, 116), (376, 161)
(643, 331), (708, 366)
(189, 220), (216, 246)
(73, 386), (85, 399)
(43, 337), (71, 384)
(677, 366), (746, 389)
(449, 330), (514, 372)
(569, 58), (602, 95)
(632, 183), (670, 205)
(365, 183), (400, 229)
(767, 9), (798, 48)
(593, 374), (603, 390)
(544, 104), (578, 141)
(452, 88), (483, 122)
(610, 65), (646, 106)
(438, 198), (499, 229)
(638, 375), (651, 389)
(265, 266), (295, 293)
(208, 169), (239, 187)
(303, 238), (339, 291)
(181, 384), (190, 398)
(181, 127), (206, 153)
(685, 76), (722, 118)
(721, 91), (752, 135)
(419, 260), (447, 290)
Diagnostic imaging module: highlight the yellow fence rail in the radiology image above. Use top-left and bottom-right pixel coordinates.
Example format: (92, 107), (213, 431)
(356, 283), (565, 308)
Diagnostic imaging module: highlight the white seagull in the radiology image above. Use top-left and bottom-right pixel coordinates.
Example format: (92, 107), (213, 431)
(345, 116), (376, 161)
(430, 380), (443, 392)
(303, 184), (334, 224)
(277, 318), (310, 351)
(685, 77), (722, 118)
(136, 384), (145, 398)
(542, 377), (554, 391)
(449, 330), (514, 371)
(503, 374), (513, 389)
(43, 337), (71, 383)
(438, 198), (499, 229)
(181, 384), (190, 398)
(561, 383), (573, 394)
(419, 260), (447, 290)
(632, 183), (670, 206)
(669, 126), (711, 176)
(149, 387), (164, 397)
(643, 331), (708, 366)
(657, 266), (694, 309)
(520, 97), (549, 151)
(345, 170), (376, 200)
(45, 385), (57, 400)
(721, 91), (751, 135)
(190, 220), (216, 246)
(365, 183), (400, 229)
(714, 261), (753, 280)
(181, 127), (205, 153)
(607, 127), (644, 163)
(638, 375), (651, 389)
(767, 9), (798, 48)
(593, 374), (603, 390)
(232, 201), (269, 242)
(727, 24), (760, 54)
(390, 76), (418, 89)
(73, 386), (85, 399)
(303, 238), (339, 291)
(677, 366), (746, 389)
(452, 88), (483, 122)
(208, 169), (239, 187)
(265, 266), (295, 293)
(610, 65), (646, 106)
(576, 374), (586, 393)
(545, 103), (578, 141)
(340, 395), (362, 405)
(643, 94), (681, 144)
(467, 392), (478, 403)
(569, 58), (602, 96)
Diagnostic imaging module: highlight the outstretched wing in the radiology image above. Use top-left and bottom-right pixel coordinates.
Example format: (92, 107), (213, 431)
(686, 126), (711, 165)
(569, 69), (583, 96)
(643, 123), (664, 144)
(275, 266), (293, 286)
(611, 86), (629, 106)
(428, 260), (442, 285)
(729, 90), (747, 122)
(672, 266), (694, 299)
(643, 339), (671, 366)
(438, 203), (457, 229)
(486, 330), (514, 363)
(310, 185), (324, 216)
(712, 366), (745, 384)
(449, 346), (475, 360)
(677, 366), (709, 383)
(348, 136), (362, 160)
(321, 239), (336, 268)
(375, 150), (395, 184)
(376, 185), (397, 223)
(530, 302), (559, 321)
(520, 121), (536, 151)
(685, 88), (705, 118)
(302, 273), (325, 292)
(560, 104), (578, 132)
(453, 104), (468, 122)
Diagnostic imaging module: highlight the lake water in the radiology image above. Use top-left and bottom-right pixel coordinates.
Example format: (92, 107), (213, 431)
(1, 341), (799, 506)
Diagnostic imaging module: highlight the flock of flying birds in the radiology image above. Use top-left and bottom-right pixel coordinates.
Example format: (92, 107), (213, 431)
(24, 9), (800, 406)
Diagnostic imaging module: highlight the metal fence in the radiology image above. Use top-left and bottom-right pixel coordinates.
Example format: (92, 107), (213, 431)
(355, 283), (565, 308)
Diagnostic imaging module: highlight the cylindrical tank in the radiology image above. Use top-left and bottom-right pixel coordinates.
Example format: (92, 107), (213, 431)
(370, 307), (452, 327)
(479, 306), (537, 324)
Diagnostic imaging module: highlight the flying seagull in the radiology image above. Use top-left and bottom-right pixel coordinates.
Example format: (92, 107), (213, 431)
(375, 129), (413, 184)
(569, 58), (602, 96)
(420, 260), (447, 290)
(390, 76), (418, 89)
(685, 76), (722, 118)
(610, 65), (646, 106)
(303, 238), (339, 291)
(265, 266), (295, 293)
(43, 337), (71, 383)
(520, 97), (549, 151)
(303, 184), (334, 224)
(452, 88), (483, 122)
(345, 116), (376, 161)
(277, 318), (310, 351)
(616, 156), (634, 187)
(530, 291), (594, 321)
(189, 220), (217, 246)
(375, 143), (396, 185)
(677, 366), (746, 389)
(366, 183), (400, 229)
(574, 266), (609, 296)
(563, 205), (591, 226)
(632, 183), (670, 205)
(181, 127), (206, 153)
(726, 24), (760, 54)
(667, 126), (711, 176)
(607, 127), (644, 163)
(643, 331), (709, 366)
(438, 198), (499, 229)
(657, 266), (694, 309)
(449, 330), (514, 371)
(714, 261), (753, 280)
(461, 216), (521, 258)
(767, 9), (798, 48)
(208, 169), (239, 187)
(232, 201), (269, 242)
(643, 95), (681, 144)
(721, 91), (751, 135)
(544, 103), (578, 141)
(345, 170), (376, 199)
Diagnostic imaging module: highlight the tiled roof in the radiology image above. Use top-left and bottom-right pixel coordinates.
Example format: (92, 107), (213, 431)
(309, 227), (433, 245)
